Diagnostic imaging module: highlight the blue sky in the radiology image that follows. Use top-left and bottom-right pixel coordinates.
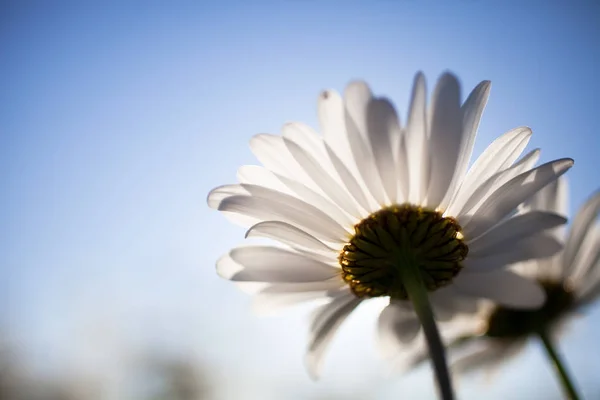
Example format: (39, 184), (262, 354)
(1, 1), (599, 398)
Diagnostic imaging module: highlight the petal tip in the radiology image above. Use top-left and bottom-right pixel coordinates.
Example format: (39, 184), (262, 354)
(215, 254), (242, 280)
(438, 71), (460, 85)
(413, 71), (426, 83)
(319, 89), (340, 101)
(304, 353), (321, 381)
(555, 158), (575, 171)
(206, 189), (217, 208)
(344, 80), (372, 98)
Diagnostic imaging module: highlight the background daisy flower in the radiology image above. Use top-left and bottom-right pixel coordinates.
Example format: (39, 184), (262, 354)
(432, 176), (599, 399)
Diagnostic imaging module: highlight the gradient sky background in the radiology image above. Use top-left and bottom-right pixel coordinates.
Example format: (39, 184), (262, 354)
(1, 1), (600, 399)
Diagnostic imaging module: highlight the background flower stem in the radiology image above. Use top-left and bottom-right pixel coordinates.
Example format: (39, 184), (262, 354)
(537, 329), (581, 400)
(399, 255), (454, 400)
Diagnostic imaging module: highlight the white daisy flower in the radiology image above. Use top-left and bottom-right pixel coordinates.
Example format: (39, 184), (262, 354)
(207, 72), (573, 389)
(434, 176), (599, 399)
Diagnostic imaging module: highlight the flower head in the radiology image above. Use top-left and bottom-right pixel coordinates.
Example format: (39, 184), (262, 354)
(441, 177), (600, 374)
(207, 72), (573, 378)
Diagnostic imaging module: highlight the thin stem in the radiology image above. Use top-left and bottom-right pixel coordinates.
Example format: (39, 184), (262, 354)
(399, 257), (454, 400)
(537, 330), (581, 400)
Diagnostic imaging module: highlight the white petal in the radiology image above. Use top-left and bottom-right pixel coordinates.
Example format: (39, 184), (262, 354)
(207, 185), (259, 226)
(563, 190), (600, 271)
(467, 126), (532, 187)
(281, 122), (326, 159)
(274, 174), (356, 228)
(523, 175), (569, 216)
(305, 290), (361, 379)
(454, 148), (540, 221)
(366, 98), (402, 203)
(446, 127), (532, 216)
(394, 131), (410, 203)
(377, 301), (420, 357)
(344, 81), (388, 206)
(453, 269), (545, 309)
(576, 257), (600, 306)
(318, 91), (374, 212)
(218, 193), (348, 243)
(252, 280), (345, 315)
(324, 143), (372, 213)
(428, 286), (479, 320)
(463, 158), (574, 239)
(318, 90), (352, 168)
(465, 234), (562, 271)
(283, 135), (361, 219)
(237, 165), (291, 193)
(217, 246), (339, 282)
(405, 72), (429, 204)
(520, 176), (569, 250)
(207, 184), (249, 209)
(249, 134), (318, 193)
(468, 211), (567, 256)
(234, 282), (270, 295)
(249, 134), (296, 179)
(246, 221), (338, 254)
(568, 224), (600, 284)
(425, 72), (463, 208)
(439, 80), (491, 210)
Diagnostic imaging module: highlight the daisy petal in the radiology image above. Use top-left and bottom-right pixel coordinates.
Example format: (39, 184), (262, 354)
(281, 122), (325, 159)
(207, 184), (248, 209)
(218, 246), (339, 282)
(344, 81), (387, 206)
(366, 98), (402, 203)
(237, 165), (291, 193)
(252, 280), (345, 315)
(207, 185), (260, 226)
(440, 80), (491, 210)
(465, 234), (562, 270)
(454, 269), (545, 309)
(406, 72), (429, 204)
(305, 291), (361, 379)
(468, 211), (567, 256)
(238, 163), (356, 229)
(563, 190), (600, 270)
(522, 175), (569, 217)
(569, 224), (600, 284)
(218, 193), (348, 243)
(324, 143), (372, 213)
(429, 286), (478, 319)
(378, 301), (420, 356)
(576, 256), (600, 306)
(446, 127), (532, 216)
(426, 73), (463, 208)
(318, 91), (374, 212)
(395, 131), (410, 203)
(274, 174), (356, 228)
(249, 134), (298, 180)
(283, 135), (361, 219)
(463, 158), (574, 239)
(455, 148), (540, 220)
(318, 90), (352, 169)
(246, 221), (338, 254)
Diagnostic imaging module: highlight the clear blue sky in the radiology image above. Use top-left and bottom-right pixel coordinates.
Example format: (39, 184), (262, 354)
(1, 1), (599, 399)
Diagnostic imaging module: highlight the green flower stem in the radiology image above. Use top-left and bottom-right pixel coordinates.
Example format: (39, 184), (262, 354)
(398, 255), (454, 400)
(537, 330), (581, 400)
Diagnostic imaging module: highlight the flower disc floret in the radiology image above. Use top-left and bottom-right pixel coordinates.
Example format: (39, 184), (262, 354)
(339, 204), (468, 299)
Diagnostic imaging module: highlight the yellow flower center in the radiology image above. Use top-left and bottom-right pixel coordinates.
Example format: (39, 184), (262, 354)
(485, 280), (575, 338)
(339, 204), (468, 299)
